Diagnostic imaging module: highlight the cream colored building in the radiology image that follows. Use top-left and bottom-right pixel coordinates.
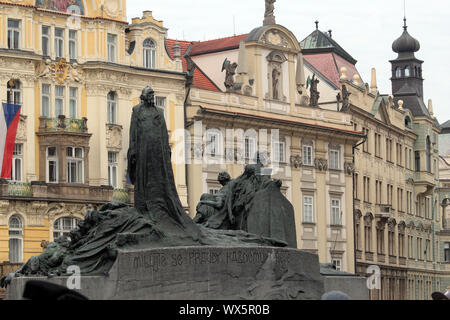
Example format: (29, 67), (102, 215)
(0, 1), (188, 264)
(172, 17), (364, 272)
(299, 22), (445, 300)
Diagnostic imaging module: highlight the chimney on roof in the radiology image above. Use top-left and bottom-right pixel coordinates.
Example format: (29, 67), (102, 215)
(296, 53), (306, 92)
(370, 68), (378, 94)
(428, 99), (434, 117)
(236, 41), (248, 75)
(173, 41), (181, 58)
(328, 30), (332, 38)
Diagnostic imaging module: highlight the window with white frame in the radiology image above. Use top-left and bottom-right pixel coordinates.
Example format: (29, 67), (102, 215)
(47, 147), (58, 183)
(42, 84), (50, 117)
(107, 92), (117, 124)
(9, 215), (23, 263)
(155, 96), (166, 115)
(69, 87), (78, 118)
(445, 242), (450, 263)
(53, 217), (81, 240)
(55, 28), (64, 59)
(329, 148), (340, 170)
(55, 85), (65, 117)
(8, 19), (20, 50)
(245, 136), (256, 161)
(206, 131), (221, 158)
(303, 195), (314, 223)
(332, 258), (342, 271)
(273, 141), (285, 163)
(303, 144), (313, 166)
(107, 34), (117, 63)
(108, 151), (118, 189)
(11, 144), (23, 182)
(69, 30), (77, 60)
(7, 79), (22, 105)
(42, 26), (50, 56)
(209, 188), (220, 195)
(143, 38), (156, 69)
(67, 147), (84, 184)
(331, 199), (341, 225)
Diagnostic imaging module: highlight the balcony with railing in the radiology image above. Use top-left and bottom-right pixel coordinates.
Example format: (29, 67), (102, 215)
(0, 180), (133, 205)
(39, 116), (88, 134)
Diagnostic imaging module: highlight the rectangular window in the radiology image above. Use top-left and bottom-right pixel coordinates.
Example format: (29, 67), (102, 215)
(329, 149), (340, 170)
(303, 196), (314, 223)
(47, 147), (58, 183)
(303, 145), (313, 166)
(69, 87), (78, 118)
(11, 144), (23, 182)
(55, 28), (64, 59)
(107, 34), (117, 63)
(377, 228), (385, 254)
(207, 132), (221, 158)
(42, 26), (50, 56)
(67, 147), (84, 184)
(55, 86), (65, 117)
(386, 138), (393, 162)
(273, 141), (285, 163)
(363, 128), (369, 153)
(331, 199), (341, 225)
(108, 151), (118, 189)
(155, 96), (166, 113)
(374, 133), (381, 157)
(209, 188), (219, 195)
(415, 151), (420, 172)
(107, 93), (117, 124)
(364, 176), (370, 203)
(42, 84), (51, 117)
(9, 238), (22, 264)
(444, 243), (450, 263)
(69, 30), (77, 60)
(332, 259), (342, 272)
(245, 137), (256, 160)
(8, 19), (20, 49)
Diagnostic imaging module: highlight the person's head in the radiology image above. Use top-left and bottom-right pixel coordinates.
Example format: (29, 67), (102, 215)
(141, 86), (155, 105)
(321, 291), (351, 300)
(218, 171), (231, 186)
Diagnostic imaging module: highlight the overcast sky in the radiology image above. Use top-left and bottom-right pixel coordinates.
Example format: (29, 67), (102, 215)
(127, 0), (450, 124)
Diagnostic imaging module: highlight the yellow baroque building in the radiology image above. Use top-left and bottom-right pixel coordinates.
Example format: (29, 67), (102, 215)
(0, 1), (188, 265)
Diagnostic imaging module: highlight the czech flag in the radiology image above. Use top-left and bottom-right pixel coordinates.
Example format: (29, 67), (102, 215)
(0, 103), (22, 179)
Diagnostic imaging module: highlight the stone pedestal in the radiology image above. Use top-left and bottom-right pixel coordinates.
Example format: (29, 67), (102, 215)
(7, 246), (325, 300)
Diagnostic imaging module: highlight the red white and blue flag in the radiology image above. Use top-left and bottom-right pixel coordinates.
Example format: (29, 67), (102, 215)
(0, 103), (22, 179)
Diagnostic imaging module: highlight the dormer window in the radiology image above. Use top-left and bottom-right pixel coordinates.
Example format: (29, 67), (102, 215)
(405, 116), (412, 129)
(143, 38), (156, 69)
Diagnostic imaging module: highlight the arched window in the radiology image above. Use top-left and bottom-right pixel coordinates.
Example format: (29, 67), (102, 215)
(107, 91), (117, 124)
(9, 215), (23, 263)
(404, 66), (411, 77)
(395, 67), (402, 78)
(53, 217), (81, 240)
(426, 136), (431, 173)
(7, 79), (22, 105)
(405, 116), (412, 129)
(143, 38), (156, 69)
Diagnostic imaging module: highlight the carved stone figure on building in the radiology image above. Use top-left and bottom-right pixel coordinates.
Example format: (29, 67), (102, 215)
(272, 69), (280, 100)
(340, 84), (351, 111)
(264, 0), (276, 25)
(222, 59), (238, 91)
(309, 74), (320, 107)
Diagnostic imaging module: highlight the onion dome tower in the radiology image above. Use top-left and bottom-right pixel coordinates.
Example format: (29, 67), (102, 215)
(390, 18), (429, 117)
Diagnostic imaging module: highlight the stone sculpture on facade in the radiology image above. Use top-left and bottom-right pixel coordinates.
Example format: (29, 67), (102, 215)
(264, 0), (276, 25)
(222, 59), (238, 92)
(309, 74), (320, 107)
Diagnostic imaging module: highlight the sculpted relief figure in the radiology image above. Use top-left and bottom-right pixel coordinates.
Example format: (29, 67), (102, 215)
(265, 0), (276, 18)
(222, 59), (238, 91)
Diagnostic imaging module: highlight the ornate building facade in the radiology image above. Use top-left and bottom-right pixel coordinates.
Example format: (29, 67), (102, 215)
(168, 12), (364, 272)
(299, 20), (444, 300)
(0, 1), (188, 264)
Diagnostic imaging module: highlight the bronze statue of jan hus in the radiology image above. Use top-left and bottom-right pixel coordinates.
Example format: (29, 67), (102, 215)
(127, 86), (197, 234)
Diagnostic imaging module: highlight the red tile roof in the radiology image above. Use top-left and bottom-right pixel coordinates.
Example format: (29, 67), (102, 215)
(166, 38), (220, 92)
(189, 34), (248, 56)
(303, 52), (362, 88)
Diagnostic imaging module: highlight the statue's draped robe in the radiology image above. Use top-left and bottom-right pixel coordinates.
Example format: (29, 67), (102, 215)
(127, 103), (199, 238)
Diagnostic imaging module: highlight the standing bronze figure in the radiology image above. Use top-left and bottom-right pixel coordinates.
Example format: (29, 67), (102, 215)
(127, 86), (196, 233)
